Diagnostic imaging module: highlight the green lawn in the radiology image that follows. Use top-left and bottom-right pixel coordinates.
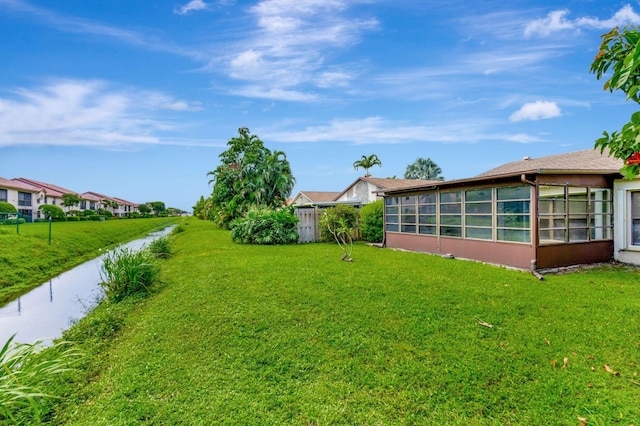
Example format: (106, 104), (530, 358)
(46, 220), (640, 424)
(0, 217), (180, 304)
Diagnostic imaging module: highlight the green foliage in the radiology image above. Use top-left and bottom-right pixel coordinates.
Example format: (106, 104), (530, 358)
(353, 154), (382, 176)
(319, 205), (357, 260)
(88, 215), (103, 221)
(127, 212), (140, 219)
(97, 208), (113, 217)
(61, 193), (82, 209)
(83, 209), (95, 216)
(66, 216), (80, 222)
(38, 204), (66, 221)
(66, 210), (84, 217)
(0, 335), (82, 424)
(138, 204), (151, 215)
(100, 247), (161, 302)
(404, 157), (445, 180)
(0, 201), (17, 213)
(319, 205), (358, 242)
(230, 207), (299, 245)
(147, 237), (173, 259)
(0, 218), (25, 225)
(149, 201), (166, 216)
(359, 200), (384, 242)
(591, 26), (640, 178)
(207, 127), (295, 228)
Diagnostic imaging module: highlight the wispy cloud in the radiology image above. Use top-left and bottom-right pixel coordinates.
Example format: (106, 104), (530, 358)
(509, 101), (561, 122)
(0, 80), (200, 147)
(174, 0), (210, 15)
(219, 0), (378, 100)
(524, 5), (640, 38)
(262, 116), (543, 145)
(0, 0), (205, 60)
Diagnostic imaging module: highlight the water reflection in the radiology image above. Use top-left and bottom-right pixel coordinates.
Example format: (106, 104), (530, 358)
(0, 226), (174, 345)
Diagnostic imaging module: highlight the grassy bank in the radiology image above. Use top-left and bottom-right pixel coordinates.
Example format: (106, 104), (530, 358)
(49, 219), (640, 424)
(0, 217), (180, 304)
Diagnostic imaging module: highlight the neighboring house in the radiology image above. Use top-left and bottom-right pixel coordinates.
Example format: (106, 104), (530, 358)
(113, 197), (139, 215)
(80, 192), (101, 211)
(83, 191), (123, 217)
(0, 176), (44, 222)
(12, 177), (72, 215)
(334, 177), (432, 204)
(289, 191), (342, 206)
(380, 149), (622, 270)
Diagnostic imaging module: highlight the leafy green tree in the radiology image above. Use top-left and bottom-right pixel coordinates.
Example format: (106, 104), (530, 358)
(61, 193), (82, 209)
(591, 26), (640, 178)
(359, 200), (384, 243)
(138, 204), (151, 215)
(353, 154), (382, 176)
(39, 204), (66, 221)
(404, 157), (444, 180)
(207, 127), (295, 227)
(149, 202), (166, 216)
(230, 207), (299, 245)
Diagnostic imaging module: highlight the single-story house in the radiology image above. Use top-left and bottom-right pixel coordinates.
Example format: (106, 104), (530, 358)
(380, 149), (623, 271)
(334, 176), (433, 204)
(289, 191), (342, 206)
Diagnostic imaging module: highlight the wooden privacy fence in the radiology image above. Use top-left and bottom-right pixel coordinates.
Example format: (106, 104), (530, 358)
(295, 207), (321, 243)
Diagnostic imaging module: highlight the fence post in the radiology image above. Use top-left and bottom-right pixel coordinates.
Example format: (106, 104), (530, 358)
(48, 216), (52, 245)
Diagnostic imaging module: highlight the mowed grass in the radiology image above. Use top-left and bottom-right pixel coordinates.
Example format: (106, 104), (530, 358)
(0, 218), (179, 304)
(52, 219), (639, 425)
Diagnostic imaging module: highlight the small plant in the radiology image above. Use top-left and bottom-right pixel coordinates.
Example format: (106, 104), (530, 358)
(147, 236), (173, 259)
(319, 206), (356, 261)
(359, 200), (384, 243)
(319, 205), (358, 242)
(100, 248), (160, 302)
(0, 335), (82, 423)
(171, 224), (186, 235)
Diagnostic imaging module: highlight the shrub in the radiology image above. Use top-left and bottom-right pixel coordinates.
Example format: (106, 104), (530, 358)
(100, 248), (161, 302)
(171, 224), (186, 235)
(0, 202), (17, 214)
(230, 207), (299, 245)
(66, 216), (80, 222)
(83, 209), (95, 216)
(67, 210), (84, 217)
(319, 205), (358, 242)
(127, 212), (140, 219)
(97, 209), (113, 217)
(38, 204), (66, 221)
(147, 237), (172, 259)
(319, 206), (357, 261)
(0, 335), (82, 423)
(88, 215), (102, 221)
(359, 200), (384, 243)
(0, 218), (25, 225)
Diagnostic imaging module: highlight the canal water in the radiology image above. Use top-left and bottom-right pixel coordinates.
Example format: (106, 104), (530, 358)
(0, 226), (174, 345)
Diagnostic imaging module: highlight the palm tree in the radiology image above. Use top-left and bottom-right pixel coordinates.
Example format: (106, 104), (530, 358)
(404, 157), (444, 180)
(353, 154), (382, 176)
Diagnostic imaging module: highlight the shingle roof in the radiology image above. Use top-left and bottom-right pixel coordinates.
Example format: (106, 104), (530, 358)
(476, 149), (622, 177)
(299, 191), (342, 202)
(362, 177), (437, 189)
(0, 176), (41, 192)
(12, 177), (77, 197)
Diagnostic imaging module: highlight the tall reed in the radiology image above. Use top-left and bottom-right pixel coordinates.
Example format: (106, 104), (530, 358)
(0, 335), (82, 423)
(100, 248), (160, 302)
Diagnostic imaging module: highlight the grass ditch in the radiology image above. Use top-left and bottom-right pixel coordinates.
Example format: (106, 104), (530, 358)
(0, 217), (180, 304)
(20, 219), (640, 424)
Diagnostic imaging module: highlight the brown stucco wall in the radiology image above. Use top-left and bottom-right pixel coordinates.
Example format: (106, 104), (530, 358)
(536, 241), (613, 269)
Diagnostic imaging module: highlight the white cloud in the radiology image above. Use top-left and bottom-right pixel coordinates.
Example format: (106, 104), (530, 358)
(509, 101), (561, 122)
(174, 0), (209, 15)
(524, 5), (640, 38)
(262, 116), (540, 145)
(0, 80), (199, 147)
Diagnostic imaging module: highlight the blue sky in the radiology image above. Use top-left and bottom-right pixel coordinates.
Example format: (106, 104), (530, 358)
(1, 0), (640, 211)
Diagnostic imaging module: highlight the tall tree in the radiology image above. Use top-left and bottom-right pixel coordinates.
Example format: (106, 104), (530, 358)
(404, 157), (444, 180)
(353, 154), (382, 176)
(207, 127), (295, 227)
(61, 193), (81, 209)
(591, 26), (640, 178)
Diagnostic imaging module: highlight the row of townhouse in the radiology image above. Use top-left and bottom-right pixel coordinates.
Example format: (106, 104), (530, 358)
(0, 176), (139, 221)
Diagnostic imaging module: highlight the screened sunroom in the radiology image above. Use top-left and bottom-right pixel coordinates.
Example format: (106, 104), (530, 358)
(381, 149), (621, 270)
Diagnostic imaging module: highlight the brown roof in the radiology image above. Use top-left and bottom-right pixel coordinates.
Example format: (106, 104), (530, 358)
(0, 176), (41, 192)
(477, 149), (622, 178)
(296, 191), (342, 202)
(12, 177), (77, 197)
(362, 177), (437, 190)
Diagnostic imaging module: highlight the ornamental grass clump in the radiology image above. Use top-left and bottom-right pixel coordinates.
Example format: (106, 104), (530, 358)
(0, 335), (82, 424)
(100, 248), (160, 302)
(147, 236), (173, 259)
